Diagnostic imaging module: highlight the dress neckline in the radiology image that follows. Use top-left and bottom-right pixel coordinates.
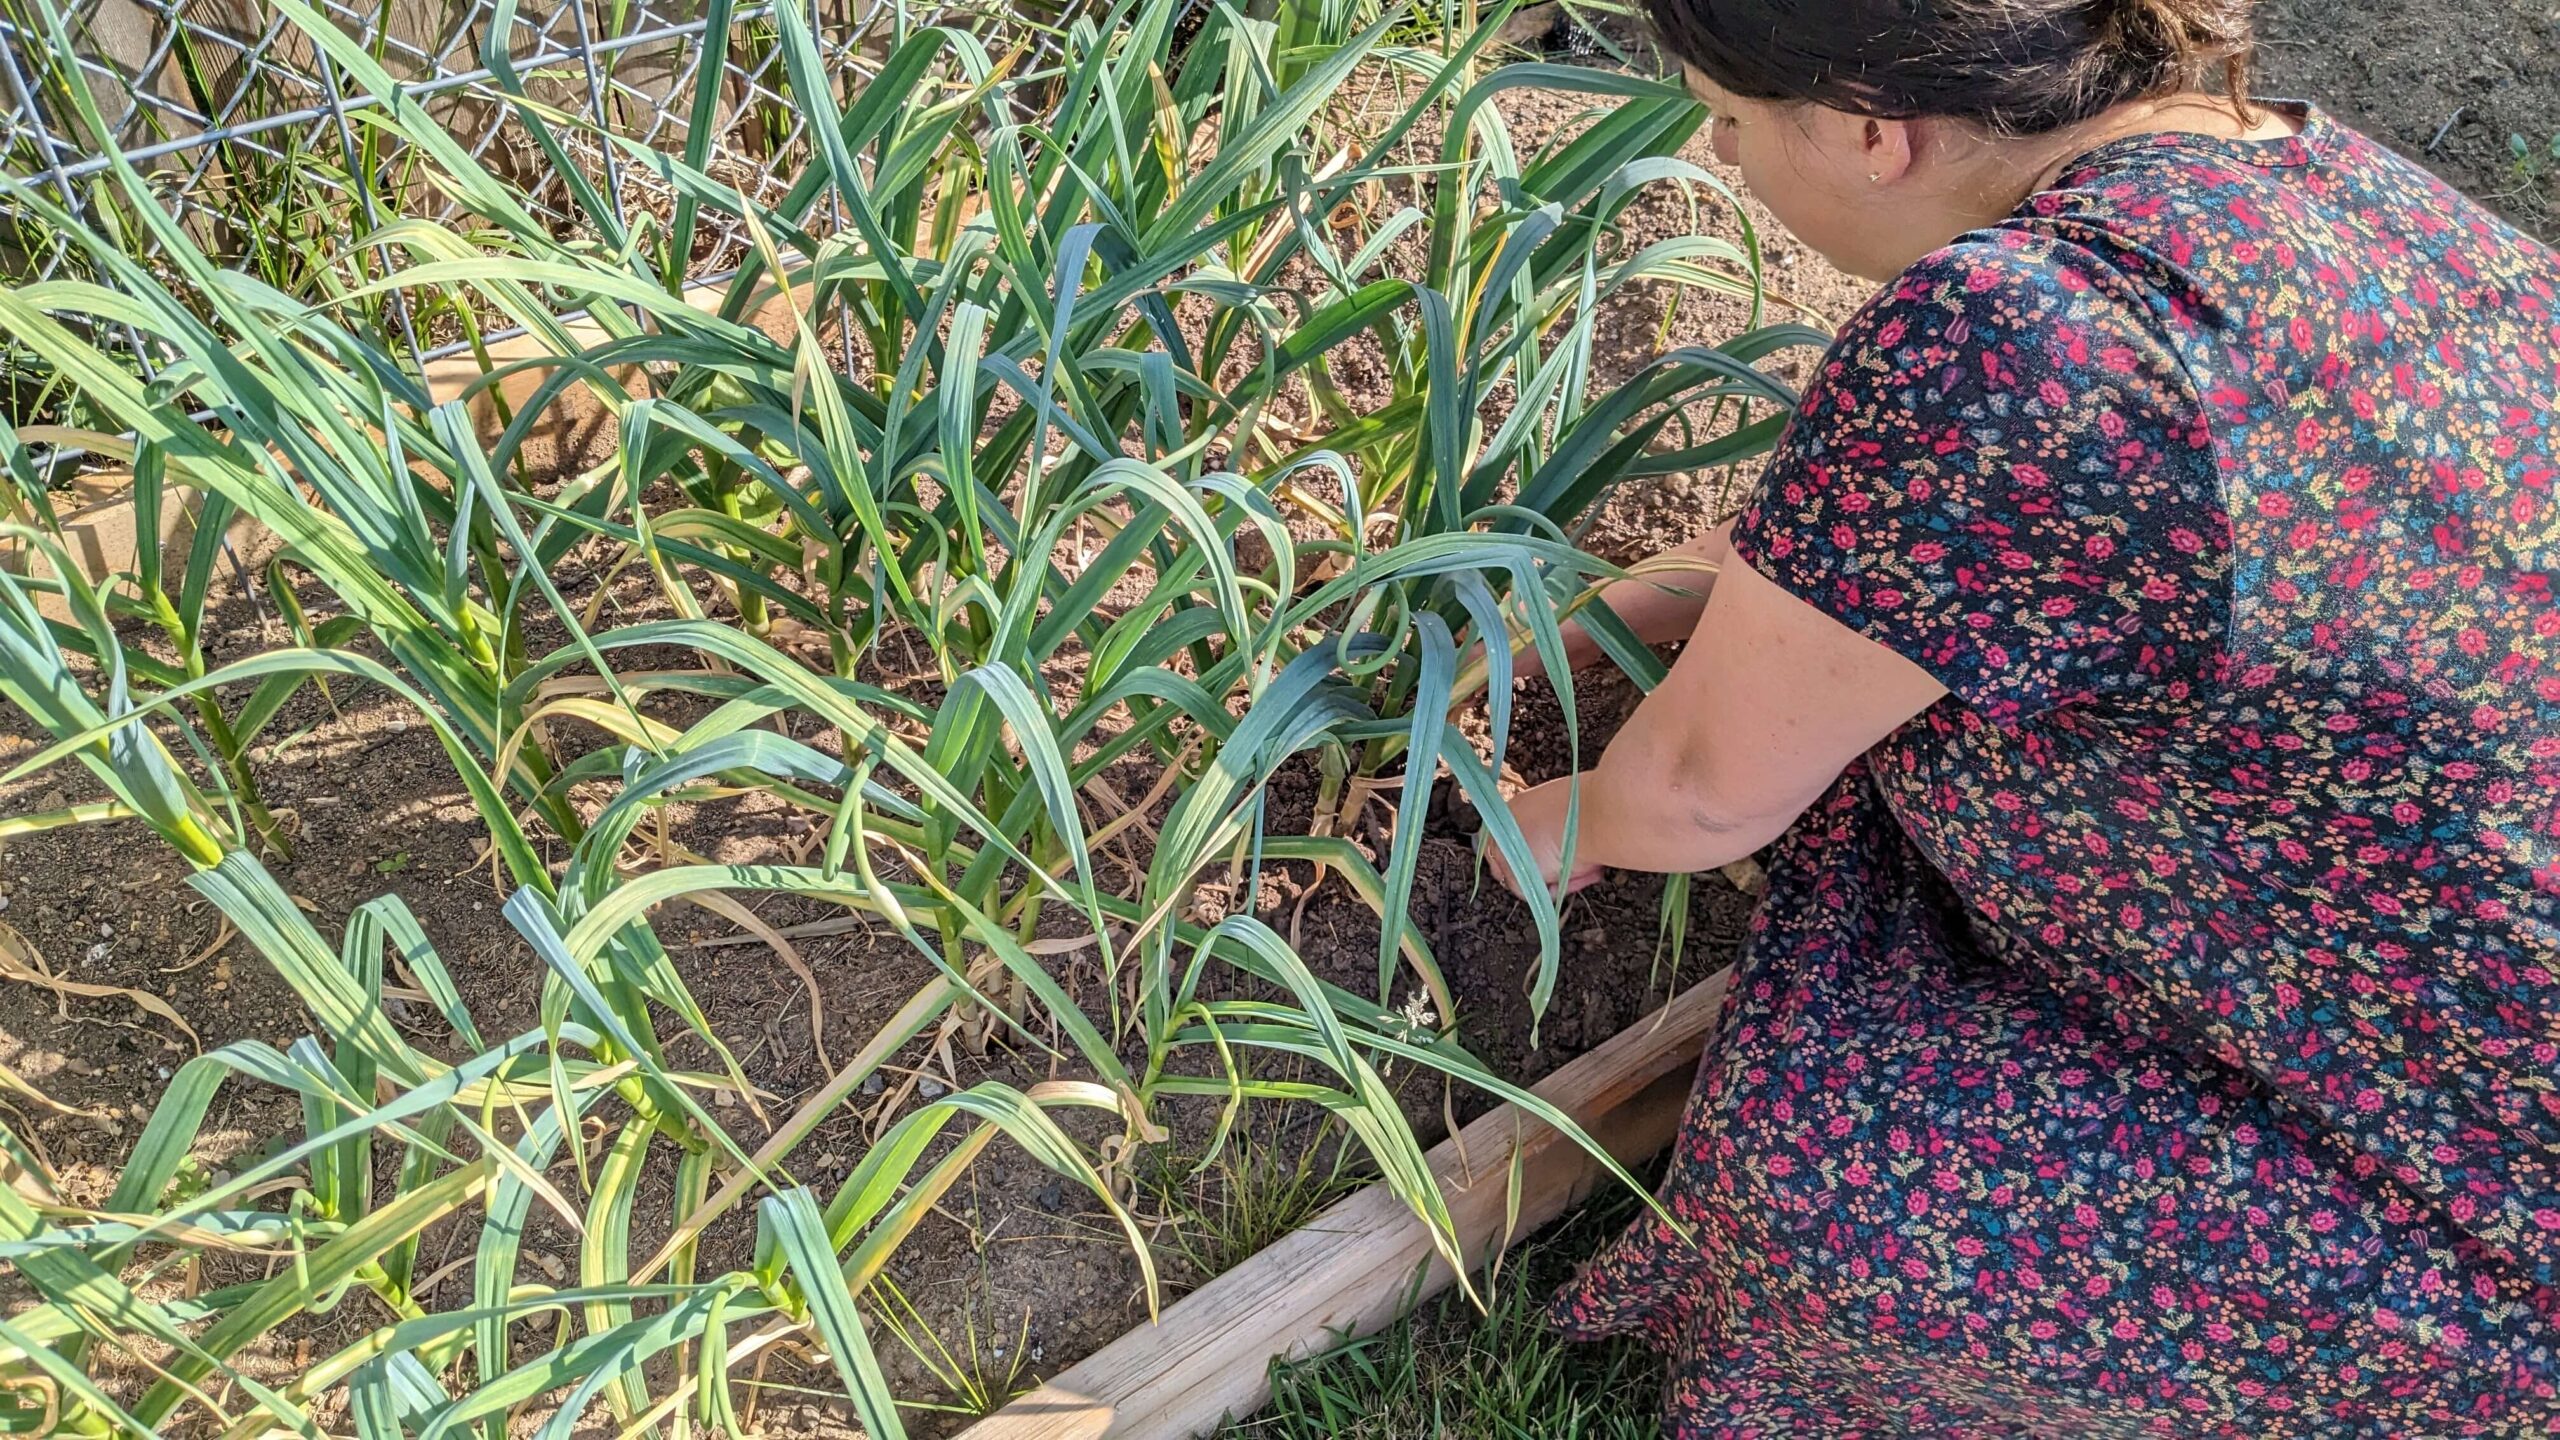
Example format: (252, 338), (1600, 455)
(2045, 100), (2331, 191)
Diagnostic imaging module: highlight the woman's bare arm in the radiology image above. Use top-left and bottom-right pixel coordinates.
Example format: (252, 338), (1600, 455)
(1519, 522), (1734, 678)
(1491, 552), (1948, 893)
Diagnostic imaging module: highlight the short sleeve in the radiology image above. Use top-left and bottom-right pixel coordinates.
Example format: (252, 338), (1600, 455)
(1729, 233), (2231, 727)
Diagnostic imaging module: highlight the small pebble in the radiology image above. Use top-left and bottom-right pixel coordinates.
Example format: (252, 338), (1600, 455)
(0, 894), (11, 913)
(859, 1073), (885, 1096)
(917, 1077), (947, 1100)
(84, 942), (110, 964)
(384, 720), (409, 735)
(99, 922), (113, 938)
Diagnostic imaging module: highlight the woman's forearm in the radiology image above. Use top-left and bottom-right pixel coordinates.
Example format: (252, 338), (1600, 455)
(1492, 551), (1948, 899)
(1604, 523), (1733, 643)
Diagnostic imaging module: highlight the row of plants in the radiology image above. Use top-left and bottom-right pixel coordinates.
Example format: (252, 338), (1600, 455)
(0, 0), (1030, 440)
(0, 0), (1812, 1431)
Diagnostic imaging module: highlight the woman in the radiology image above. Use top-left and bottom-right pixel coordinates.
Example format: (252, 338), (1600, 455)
(1487, 0), (2560, 1433)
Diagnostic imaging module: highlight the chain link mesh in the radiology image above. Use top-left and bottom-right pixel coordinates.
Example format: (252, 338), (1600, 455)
(0, 0), (894, 366)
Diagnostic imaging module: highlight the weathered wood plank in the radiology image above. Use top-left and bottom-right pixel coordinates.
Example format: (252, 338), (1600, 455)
(955, 970), (1728, 1440)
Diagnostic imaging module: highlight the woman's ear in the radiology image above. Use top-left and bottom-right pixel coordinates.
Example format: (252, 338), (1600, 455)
(1862, 117), (1919, 187)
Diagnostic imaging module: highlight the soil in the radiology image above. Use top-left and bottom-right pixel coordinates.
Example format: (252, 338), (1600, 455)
(2256, 0), (2560, 242)
(2, 8), (2549, 1435)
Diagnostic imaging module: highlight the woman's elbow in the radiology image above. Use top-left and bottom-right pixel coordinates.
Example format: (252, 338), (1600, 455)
(1634, 765), (1793, 872)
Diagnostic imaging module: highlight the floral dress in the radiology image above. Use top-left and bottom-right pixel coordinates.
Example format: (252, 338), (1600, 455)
(1553, 106), (2560, 1436)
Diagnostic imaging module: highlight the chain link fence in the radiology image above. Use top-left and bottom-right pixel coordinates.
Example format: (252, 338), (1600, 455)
(0, 0), (1112, 487)
(0, 0), (919, 361)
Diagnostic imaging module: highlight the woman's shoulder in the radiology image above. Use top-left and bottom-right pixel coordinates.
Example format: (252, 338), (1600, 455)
(1747, 217), (2233, 721)
(1807, 229), (2205, 425)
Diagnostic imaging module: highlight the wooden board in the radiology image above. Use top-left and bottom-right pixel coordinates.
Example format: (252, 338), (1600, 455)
(954, 970), (1729, 1440)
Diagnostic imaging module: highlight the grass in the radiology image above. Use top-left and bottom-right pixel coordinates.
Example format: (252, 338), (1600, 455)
(2505, 130), (2560, 215)
(869, 1275), (1038, 1420)
(0, 0), (1795, 1428)
(1222, 1165), (1667, 1439)
(1141, 1106), (1377, 1285)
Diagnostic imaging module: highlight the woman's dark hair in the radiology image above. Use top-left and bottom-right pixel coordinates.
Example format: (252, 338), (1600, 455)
(1652, 0), (2256, 136)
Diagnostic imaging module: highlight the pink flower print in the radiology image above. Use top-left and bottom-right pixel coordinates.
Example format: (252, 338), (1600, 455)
(1570, 118), (2560, 1436)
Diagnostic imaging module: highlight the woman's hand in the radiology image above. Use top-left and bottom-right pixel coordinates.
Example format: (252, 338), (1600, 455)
(1484, 777), (1607, 900)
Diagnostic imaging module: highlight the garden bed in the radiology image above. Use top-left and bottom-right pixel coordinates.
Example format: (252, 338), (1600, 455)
(4, 0), (2536, 1433)
(0, 48), (1861, 1432)
(0, 492), (1751, 1432)
(953, 969), (1728, 1439)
